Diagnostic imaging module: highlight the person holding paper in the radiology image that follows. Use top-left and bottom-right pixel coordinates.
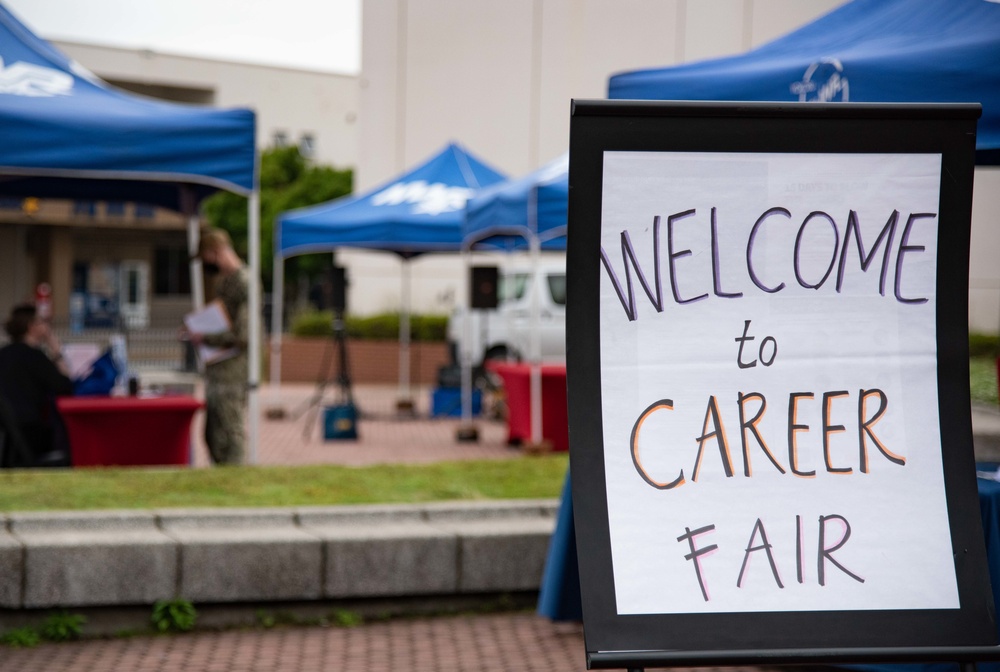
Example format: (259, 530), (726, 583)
(187, 228), (249, 465)
(0, 303), (73, 466)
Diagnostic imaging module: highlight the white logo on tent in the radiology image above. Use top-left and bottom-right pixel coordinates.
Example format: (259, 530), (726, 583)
(790, 58), (849, 102)
(537, 154), (569, 183)
(371, 180), (474, 215)
(0, 57), (73, 97)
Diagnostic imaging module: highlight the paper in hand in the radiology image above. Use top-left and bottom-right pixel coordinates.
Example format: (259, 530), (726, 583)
(184, 300), (238, 365)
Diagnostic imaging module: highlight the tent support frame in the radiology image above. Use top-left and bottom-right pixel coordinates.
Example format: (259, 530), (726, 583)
(270, 254), (285, 390)
(396, 259), (415, 414)
(247, 189), (261, 464)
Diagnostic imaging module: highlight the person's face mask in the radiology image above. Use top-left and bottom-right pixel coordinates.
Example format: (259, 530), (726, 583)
(202, 261), (221, 275)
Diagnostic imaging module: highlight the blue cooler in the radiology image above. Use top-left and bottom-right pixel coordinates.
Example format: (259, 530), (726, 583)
(431, 388), (481, 417)
(323, 403), (358, 440)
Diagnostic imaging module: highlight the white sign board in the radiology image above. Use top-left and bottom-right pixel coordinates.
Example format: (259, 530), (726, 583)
(598, 151), (955, 614)
(568, 101), (993, 667)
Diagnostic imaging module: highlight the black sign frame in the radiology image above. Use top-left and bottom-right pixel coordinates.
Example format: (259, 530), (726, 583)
(566, 100), (997, 669)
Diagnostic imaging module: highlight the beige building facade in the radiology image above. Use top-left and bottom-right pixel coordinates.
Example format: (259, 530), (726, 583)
(0, 42), (359, 330)
(4, 2), (998, 334)
(357, 0), (845, 188)
(351, 0), (1000, 333)
(344, 0), (847, 318)
(53, 41), (360, 169)
(0, 199), (192, 329)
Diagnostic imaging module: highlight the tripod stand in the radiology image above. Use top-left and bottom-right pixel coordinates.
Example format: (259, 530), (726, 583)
(292, 309), (357, 440)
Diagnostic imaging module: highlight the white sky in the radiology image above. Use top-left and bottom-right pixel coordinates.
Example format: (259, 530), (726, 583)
(4, 0), (362, 74)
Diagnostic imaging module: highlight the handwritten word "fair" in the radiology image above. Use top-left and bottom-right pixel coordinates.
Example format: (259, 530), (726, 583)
(677, 514), (863, 602)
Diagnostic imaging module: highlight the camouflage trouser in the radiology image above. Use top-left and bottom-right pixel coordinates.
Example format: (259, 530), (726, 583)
(204, 380), (247, 465)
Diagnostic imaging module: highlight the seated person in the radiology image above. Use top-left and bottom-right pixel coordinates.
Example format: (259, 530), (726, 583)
(0, 304), (73, 466)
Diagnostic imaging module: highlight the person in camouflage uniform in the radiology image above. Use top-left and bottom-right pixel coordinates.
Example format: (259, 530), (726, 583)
(190, 228), (249, 465)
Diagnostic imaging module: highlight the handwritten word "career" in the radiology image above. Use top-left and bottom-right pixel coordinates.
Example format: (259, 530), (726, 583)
(630, 389), (904, 491)
(600, 207), (935, 321)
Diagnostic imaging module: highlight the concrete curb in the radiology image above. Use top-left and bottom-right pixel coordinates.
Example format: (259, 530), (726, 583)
(0, 500), (558, 611)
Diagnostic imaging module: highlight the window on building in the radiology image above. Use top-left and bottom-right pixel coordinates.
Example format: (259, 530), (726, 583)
(106, 201), (126, 217)
(104, 78), (215, 105)
(154, 246), (192, 296)
(126, 268), (140, 304)
(299, 133), (316, 158)
(272, 130), (289, 147)
(73, 201), (96, 216)
(135, 203), (155, 218)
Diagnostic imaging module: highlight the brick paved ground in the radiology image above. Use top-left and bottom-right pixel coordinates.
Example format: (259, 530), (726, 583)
(189, 383), (520, 468)
(0, 611), (805, 672)
(4, 613), (577, 671)
(0, 384), (831, 670)
(0, 385), (589, 671)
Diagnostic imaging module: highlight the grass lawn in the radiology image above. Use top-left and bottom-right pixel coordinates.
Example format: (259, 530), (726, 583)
(0, 455), (569, 512)
(0, 356), (994, 514)
(971, 356), (999, 406)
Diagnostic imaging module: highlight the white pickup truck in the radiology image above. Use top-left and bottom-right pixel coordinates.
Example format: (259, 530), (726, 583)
(447, 257), (567, 366)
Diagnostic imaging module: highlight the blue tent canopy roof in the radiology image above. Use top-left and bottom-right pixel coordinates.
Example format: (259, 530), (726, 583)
(463, 153), (568, 252)
(0, 3), (256, 209)
(608, 0), (1000, 163)
(278, 143), (506, 258)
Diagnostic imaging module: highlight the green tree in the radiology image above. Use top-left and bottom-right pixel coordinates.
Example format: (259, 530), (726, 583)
(201, 145), (353, 291)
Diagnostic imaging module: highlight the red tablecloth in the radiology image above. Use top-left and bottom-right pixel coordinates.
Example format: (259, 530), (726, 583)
(57, 396), (203, 467)
(488, 362), (569, 452)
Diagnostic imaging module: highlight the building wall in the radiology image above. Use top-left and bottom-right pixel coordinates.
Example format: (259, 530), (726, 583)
(350, 0), (846, 319)
(53, 41), (360, 169)
(355, 0), (1000, 333)
(0, 202), (191, 326)
(357, 0), (844, 189)
(0, 225), (34, 309)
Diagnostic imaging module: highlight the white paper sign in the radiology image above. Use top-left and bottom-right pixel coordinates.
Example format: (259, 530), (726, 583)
(598, 151), (956, 615)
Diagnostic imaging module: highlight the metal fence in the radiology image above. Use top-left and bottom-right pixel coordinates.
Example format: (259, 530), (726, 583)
(49, 322), (195, 373)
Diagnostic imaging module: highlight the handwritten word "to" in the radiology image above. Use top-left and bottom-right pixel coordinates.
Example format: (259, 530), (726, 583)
(677, 514), (863, 602)
(629, 389), (904, 491)
(601, 207), (935, 321)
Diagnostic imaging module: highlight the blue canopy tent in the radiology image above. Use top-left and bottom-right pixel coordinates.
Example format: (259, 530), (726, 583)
(608, 0), (1000, 164)
(0, 3), (262, 458)
(458, 153), (569, 444)
(462, 153), (568, 253)
(274, 143), (505, 406)
(0, 4), (256, 205)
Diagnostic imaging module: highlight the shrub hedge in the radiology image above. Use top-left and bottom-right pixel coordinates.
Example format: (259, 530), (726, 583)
(970, 332), (1000, 359)
(289, 310), (449, 342)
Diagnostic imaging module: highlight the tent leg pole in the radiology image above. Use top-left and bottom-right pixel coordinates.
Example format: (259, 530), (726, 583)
(186, 213), (204, 311)
(184, 203), (204, 466)
(528, 235), (546, 452)
(457, 250), (478, 442)
(396, 259), (415, 415)
(264, 252), (287, 420)
(247, 190), (261, 465)
(270, 254), (284, 392)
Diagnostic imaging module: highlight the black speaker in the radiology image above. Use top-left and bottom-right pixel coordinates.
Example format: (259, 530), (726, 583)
(330, 266), (347, 312)
(470, 266), (499, 309)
